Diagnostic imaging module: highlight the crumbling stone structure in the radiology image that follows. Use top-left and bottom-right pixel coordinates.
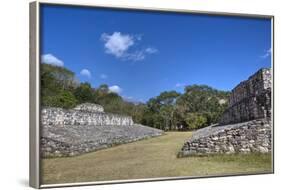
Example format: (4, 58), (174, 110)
(220, 68), (271, 125)
(74, 103), (104, 113)
(41, 103), (134, 126)
(178, 118), (272, 157)
(179, 68), (272, 157)
(41, 103), (163, 157)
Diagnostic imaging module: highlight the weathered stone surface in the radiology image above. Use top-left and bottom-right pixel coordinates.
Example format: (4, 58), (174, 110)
(220, 68), (271, 125)
(41, 107), (134, 126)
(178, 118), (272, 157)
(41, 124), (163, 157)
(41, 103), (164, 157)
(74, 103), (104, 113)
(179, 68), (272, 157)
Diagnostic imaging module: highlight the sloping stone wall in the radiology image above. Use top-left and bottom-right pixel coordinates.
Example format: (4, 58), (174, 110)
(41, 103), (164, 157)
(41, 124), (163, 157)
(220, 68), (271, 125)
(41, 106), (134, 126)
(179, 68), (272, 157)
(178, 118), (271, 157)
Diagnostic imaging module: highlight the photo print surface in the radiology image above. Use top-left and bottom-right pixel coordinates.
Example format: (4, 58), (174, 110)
(39, 4), (273, 185)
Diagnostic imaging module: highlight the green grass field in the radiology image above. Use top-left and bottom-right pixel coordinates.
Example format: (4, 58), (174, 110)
(41, 132), (272, 184)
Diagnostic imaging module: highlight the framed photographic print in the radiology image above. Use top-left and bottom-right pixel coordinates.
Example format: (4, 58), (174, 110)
(29, 1), (274, 188)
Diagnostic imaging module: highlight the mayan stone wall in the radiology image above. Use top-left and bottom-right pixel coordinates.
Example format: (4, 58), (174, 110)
(41, 124), (163, 157)
(41, 103), (134, 127)
(178, 118), (271, 157)
(220, 68), (271, 125)
(40, 103), (164, 157)
(179, 68), (272, 157)
(74, 103), (104, 113)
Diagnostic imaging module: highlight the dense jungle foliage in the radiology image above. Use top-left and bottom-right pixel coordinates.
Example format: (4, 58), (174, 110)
(41, 63), (230, 130)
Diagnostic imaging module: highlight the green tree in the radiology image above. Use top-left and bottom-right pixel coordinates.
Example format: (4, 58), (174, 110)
(179, 85), (229, 124)
(41, 63), (78, 91)
(98, 84), (109, 93)
(41, 63), (79, 108)
(42, 90), (77, 109)
(74, 82), (94, 104)
(184, 113), (208, 130)
(146, 91), (181, 130)
(40, 63), (231, 131)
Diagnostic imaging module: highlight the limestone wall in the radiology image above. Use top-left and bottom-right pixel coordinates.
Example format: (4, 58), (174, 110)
(179, 68), (272, 157)
(41, 104), (134, 127)
(178, 118), (271, 157)
(41, 124), (163, 157)
(74, 103), (104, 113)
(220, 68), (271, 125)
(40, 103), (165, 157)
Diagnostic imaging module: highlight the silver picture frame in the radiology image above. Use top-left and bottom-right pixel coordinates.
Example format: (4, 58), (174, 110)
(30, 1), (274, 188)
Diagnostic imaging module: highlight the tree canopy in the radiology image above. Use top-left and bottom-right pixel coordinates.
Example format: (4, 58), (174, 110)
(41, 63), (230, 130)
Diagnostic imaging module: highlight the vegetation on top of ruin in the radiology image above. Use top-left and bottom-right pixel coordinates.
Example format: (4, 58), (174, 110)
(41, 63), (230, 130)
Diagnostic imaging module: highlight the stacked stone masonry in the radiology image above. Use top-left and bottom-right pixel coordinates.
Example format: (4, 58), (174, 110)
(74, 103), (104, 113)
(41, 124), (163, 157)
(41, 103), (163, 157)
(42, 104), (134, 127)
(220, 68), (271, 125)
(179, 68), (272, 156)
(179, 118), (271, 157)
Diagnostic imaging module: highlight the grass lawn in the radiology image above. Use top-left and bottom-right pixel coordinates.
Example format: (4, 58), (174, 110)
(41, 132), (272, 184)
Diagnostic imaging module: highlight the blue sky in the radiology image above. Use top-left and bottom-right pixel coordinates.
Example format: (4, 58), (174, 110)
(40, 4), (272, 103)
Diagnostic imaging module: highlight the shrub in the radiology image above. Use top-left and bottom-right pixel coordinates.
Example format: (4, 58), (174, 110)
(42, 90), (77, 109)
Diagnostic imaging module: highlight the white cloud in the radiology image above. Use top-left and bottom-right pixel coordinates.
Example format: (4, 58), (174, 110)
(175, 83), (187, 88)
(109, 85), (122, 94)
(145, 47), (158, 54)
(80, 69), (91, 78)
(41, 54), (64, 66)
(101, 32), (134, 58)
(126, 48), (158, 61)
(101, 32), (158, 61)
(261, 48), (272, 58)
(175, 83), (181, 87)
(125, 50), (146, 61)
(100, 74), (108, 79)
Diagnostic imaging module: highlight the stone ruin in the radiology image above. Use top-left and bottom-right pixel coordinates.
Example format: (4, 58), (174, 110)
(179, 68), (272, 157)
(41, 103), (163, 157)
(74, 103), (105, 113)
(220, 68), (271, 125)
(41, 103), (134, 127)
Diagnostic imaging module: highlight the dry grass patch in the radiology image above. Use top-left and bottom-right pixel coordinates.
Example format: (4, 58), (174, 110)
(41, 132), (272, 184)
